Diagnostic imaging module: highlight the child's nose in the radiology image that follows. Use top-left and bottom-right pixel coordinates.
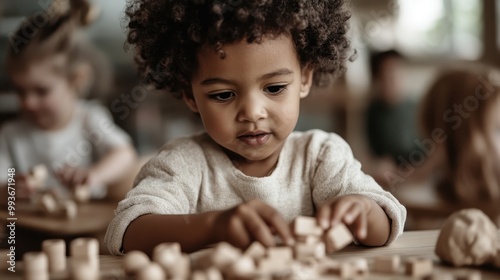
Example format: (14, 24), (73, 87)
(237, 94), (268, 123)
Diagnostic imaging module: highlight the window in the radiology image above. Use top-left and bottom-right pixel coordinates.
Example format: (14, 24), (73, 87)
(396, 0), (482, 60)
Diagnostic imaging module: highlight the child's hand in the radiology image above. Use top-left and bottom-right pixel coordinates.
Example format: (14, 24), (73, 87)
(14, 174), (37, 199)
(211, 199), (294, 249)
(56, 166), (97, 189)
(317, 194), (372, 241)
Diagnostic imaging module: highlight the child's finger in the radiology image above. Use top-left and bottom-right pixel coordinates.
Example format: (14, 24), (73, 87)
(240, 209), (275, 247)
(342, 202), (362, 225)
(348, 206), (367, 240)
(316, 204), (331, 230)
(256, 204), (294, 246)
(227, 216), (252, 248)
(329, 200), (354, 227)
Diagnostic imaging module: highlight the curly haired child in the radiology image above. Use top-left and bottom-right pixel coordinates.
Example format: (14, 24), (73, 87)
(0, 0), (136, 199)
(105, 0), (406, 255)
(419, 69), (500, 204)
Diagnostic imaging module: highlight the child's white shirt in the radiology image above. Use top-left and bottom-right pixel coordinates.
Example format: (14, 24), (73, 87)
(0, 100), (132, 197)
(105, 129), (406, 255)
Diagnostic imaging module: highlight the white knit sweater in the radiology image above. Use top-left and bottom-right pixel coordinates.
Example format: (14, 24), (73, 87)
(105, 129), (406, 255)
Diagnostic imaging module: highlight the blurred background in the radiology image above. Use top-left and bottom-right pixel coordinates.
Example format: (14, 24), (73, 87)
(0, 0), (499, 246)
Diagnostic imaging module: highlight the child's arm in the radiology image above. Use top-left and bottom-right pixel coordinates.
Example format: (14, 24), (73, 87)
(122, 199), (294, 255)
(56, 144), (136, 188)
(317, 194), (390, 246)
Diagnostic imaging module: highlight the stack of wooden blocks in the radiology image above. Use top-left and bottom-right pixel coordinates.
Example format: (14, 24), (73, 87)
(27, 164), (93, 219)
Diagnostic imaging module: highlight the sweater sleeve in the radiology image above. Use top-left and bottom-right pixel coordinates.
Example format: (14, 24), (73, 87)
(104, 138), (203, 255)
(311, 132), (406, 245)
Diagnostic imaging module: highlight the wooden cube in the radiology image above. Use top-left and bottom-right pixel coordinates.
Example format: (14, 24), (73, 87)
(123, 250), (150, 276)
(136, 263), (165, 280)
(70, 238), (99, 271)
(266, 246), (293, 261)
(42, 239), (66, 273)
(405, 257), (433, 277)
(293, 242), (326, 260)
(292, 216), (323, 237)
(244, 242), (266, 260)
(324, 223), (353, 253)
(372, 255), (401, 274)
(454, 270), (482, 280)
(23, 252), (49, 280)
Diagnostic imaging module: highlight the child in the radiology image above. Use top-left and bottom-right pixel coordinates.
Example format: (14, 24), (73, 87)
(0, 0), (136, 199)
(419, 69), (500, 203)
(105, 0), (406, 255)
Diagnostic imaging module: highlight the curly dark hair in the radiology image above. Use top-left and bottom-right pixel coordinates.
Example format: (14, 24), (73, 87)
(125, 0), (354, 96)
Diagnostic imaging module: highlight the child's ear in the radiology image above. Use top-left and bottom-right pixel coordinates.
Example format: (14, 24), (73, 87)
(300, 66), (314, 98)
(182, 91), (199, 113)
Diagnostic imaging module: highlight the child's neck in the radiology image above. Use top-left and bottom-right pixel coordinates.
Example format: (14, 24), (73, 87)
(226, 148), (281, 178)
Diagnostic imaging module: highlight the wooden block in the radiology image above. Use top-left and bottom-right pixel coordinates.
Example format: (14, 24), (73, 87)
(62, 200), (78, 219)
(38, 193), (58, 214)
(70, 237), (99, 271)
(170, 254), (191, 279)
(244, 241), (266, 260)
(32, 165), (48, 182)
(74, 184), (91, 203)
(318, 259), (353, 278)
(191, 270), (208, 280)
(197, 242), (242, 271)
(324, 223), (353, 253)
(70, 259), (99, 280)
(137, 263), (165, 280)
(23, 252), (49, 280)
(226, 255), (257, 278)
(346, 257), (368, 276)
(405, 257), (433, 277)
(42, 239), (66, 273)
(257, 257), (292, 275)
(205, 267), (224, 280)
(123, 250), (150, 276)
(267, 246), (293, 261)
(293, 242), (326, 260)
(152, 242), (181, 264)
(292, 216), (323, 237)
(372, 255), (401, 274)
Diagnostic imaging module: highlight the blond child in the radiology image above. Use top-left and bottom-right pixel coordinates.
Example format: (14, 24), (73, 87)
(105, 0), (406, 255)
(0, 0), (136, 199)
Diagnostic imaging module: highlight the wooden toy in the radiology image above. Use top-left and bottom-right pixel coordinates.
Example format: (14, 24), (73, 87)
(226, 255), (256, 278)
(136, 262), (165, 280)
(123, 250), (150, 276)
(42, 239), (66, 273)
(372, 255), (401, 274)
(23, 251), (49, 280)
(196, 242), (242, 271)
(296, 235), (320, 245)
(244, 241), (266, 260)
(70, 259), (99, 280)
(70, 237), (99, 272)
(27, 164), (48, 190)
(293, 241), (325, 260)
(74, 184), (91, 203)
(324, 223), (353, 253)
(453, 270), (482, 280)
(266, 246), (293, 261)
(405, 257), (433, 277)
(292, 216), (323, 237)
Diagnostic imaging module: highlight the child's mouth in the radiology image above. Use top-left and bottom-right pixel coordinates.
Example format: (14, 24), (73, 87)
(238, 133), (271, 146)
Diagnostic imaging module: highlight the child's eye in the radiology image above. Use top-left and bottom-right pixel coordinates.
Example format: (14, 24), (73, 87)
(265, 85), (287, 95)
(209, 91), (235, 102)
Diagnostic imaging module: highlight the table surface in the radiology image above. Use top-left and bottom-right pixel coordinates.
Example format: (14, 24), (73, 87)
(0, 201), (116, 235)
(1, 230), (500, 279)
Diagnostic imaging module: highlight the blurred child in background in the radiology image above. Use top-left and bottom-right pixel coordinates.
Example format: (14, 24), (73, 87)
(0, 0), (136, 200)
(419, 69), (500, 204)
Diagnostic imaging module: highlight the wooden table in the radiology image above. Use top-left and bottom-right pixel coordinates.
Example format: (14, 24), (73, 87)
(0, 201), (116, 236)
(1, 230), (499, 279)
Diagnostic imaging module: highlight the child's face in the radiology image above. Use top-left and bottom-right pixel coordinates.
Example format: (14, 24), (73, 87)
(186, 35), (313, 164)
(10, 58), (77, 130)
